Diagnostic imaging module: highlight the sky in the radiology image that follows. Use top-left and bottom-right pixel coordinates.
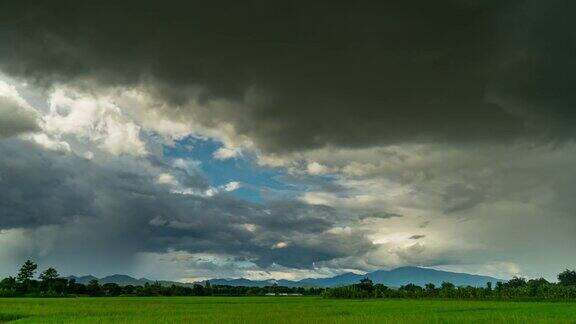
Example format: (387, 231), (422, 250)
(0, 1), (575, 282)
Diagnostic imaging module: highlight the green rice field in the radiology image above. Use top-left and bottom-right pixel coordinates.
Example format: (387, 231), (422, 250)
(1, 297), (576, 323)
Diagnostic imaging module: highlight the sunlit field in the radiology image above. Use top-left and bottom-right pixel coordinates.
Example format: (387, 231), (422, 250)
(1, 297), (576, 323)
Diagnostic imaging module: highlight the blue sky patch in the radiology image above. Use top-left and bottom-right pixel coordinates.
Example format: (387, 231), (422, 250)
(163, 136), (303, 203)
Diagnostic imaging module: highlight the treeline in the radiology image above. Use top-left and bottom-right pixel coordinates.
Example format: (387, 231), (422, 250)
(323, 270), (576, 300)
(3, 260), (576, 300)
(0, 260), (324, 297)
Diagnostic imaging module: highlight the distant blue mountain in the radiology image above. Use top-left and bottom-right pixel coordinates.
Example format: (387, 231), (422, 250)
(67, 266), (503, 288)
(298, 272), (364, 287)
(66, 275), (98, 284)
(67, 274), (153, 286)
(208, 267), (502, 288)
(365, 266), (501, 287)
(208, 278), (275, 287)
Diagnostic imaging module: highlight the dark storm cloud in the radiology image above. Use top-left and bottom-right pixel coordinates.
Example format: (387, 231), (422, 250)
(0, 140), (93, 227)
(0, 139), (373, 269)
(0, 96), (39, 138)
(1, 1), (574, 153)
(359, 211), (403, 220)
(443, 183), (486, 214)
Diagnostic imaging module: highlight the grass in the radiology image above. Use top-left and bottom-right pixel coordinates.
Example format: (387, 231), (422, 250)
(0, 297), (576, 323)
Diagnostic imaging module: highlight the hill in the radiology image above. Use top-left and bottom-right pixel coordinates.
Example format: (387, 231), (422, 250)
(67, 274), (153, 286)
(66, 267), (503, 288)
(365, 266), (501, 287)
(209, 267), (502, 288)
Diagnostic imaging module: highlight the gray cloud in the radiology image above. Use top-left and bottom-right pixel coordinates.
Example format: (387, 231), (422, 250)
(443, 183), (486, 214)
(359, 212), (403, 220)
(419, 221), (431, 228)
(1, 1), (574, 154)
(0, 138), (374, 271)
(0, 96), (39, 138)
(1, 0), (576, 281)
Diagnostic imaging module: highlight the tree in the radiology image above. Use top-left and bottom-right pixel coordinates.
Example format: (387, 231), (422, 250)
(558, 269), (576, 286)
(0, 277), (16, 290)
(102, 283), (122, 296)
(86, 279), (101, 296)
(439, 282), (455, 298)
(441, 282), (455, 290)
(39, 268), (59, 282)
(528, 278), (549, 286)
(358, 277), (374, 292)
(399, 283), (423, 296)
(506, 276), (527, 288)
(17, 260), (37, 283)
(486, 282), (492, 291)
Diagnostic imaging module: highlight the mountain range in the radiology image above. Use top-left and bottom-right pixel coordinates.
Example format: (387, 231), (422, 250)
(67, 267), (503, 288)
(67, 274), (154, 286)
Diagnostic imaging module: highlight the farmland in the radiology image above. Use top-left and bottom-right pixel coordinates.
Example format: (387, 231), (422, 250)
(1, 297), (576, 323)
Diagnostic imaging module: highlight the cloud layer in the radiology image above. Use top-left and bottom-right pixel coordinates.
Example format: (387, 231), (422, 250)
(0, 1), (576, 281)
(2, 1), (576, 154)
(0, 81), (39, 137)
